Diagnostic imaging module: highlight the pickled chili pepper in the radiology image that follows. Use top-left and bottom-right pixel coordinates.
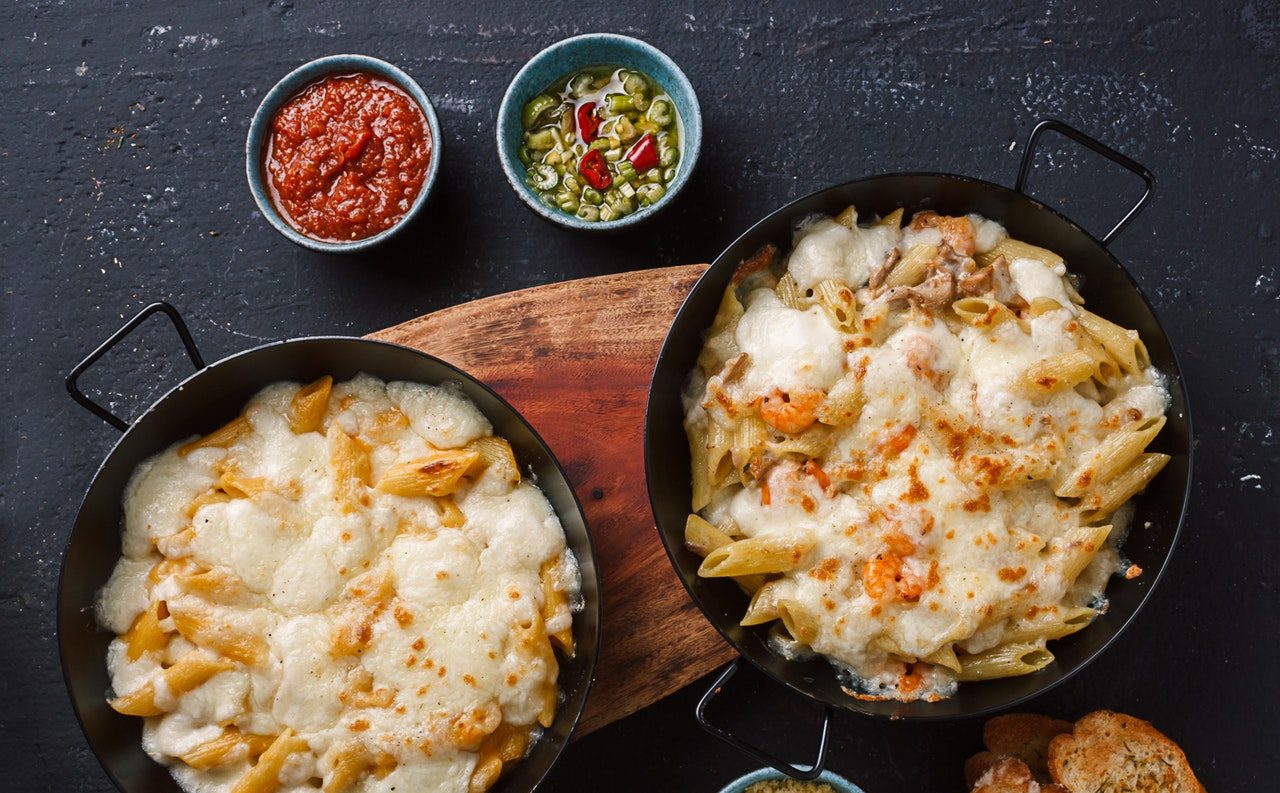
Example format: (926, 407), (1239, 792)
(625, 133), (659, 173)
(576, 101), (601, 143)
(578, 148), (612, 190)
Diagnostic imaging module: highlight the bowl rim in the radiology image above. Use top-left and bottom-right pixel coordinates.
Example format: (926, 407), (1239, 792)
(495, 32), (702, 231)
(244, 53), (443, 253)
(644, 170), (1194, 722)
(716, 768), (865, 793)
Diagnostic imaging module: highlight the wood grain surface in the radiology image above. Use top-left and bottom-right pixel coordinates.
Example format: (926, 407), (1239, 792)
(368, 263), (733, 735)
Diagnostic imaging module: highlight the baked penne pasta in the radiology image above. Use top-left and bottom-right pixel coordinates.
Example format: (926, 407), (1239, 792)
(97, 376), (580, 793)
(683, 209), (1170, 702)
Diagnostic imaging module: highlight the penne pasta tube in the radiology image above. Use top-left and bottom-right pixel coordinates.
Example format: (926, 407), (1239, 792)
(467, 436), (521, 486)
(540, 558), (575, 656)
(740, 579), (783, 626)
(976, 237), (1063, 270)
(109, 652), (234, 716)
(1077, 308), (1148, 373)
(1082, 452), (1171, 521)
(1000, 606), (1096, 646)
(834, 204), (858, 228)
(696, 287), (745, 375)
(179, 415), (252, 456)
(876, 207), (905, 228)
(686, 419), (713, 512)
(957, 642), (1055, 681)
(885, 243), (936, 288)
(288, 375), (333, 434)
(170, 604), (265, 665)
(951, 296), (1015, 328)
(124, 600), (169, 661)
(376, 449), (480, 498)
(698, 535), (815, 577)
(1057, 416), (1165, 497)
(776, 599), (820, 645)
(684, 515), (767, 593)
(705, 420), (737, 490)
(775, 272), (804, 309)
(921, 643), (962, 674)
(1027, 296), (1064, 316)
(436, 495), (466, 528)
(327, 424), (371, 512)
(323, 743), (372, 793)
(816, 279), (858, 331)
(1020, 350), (1096, 397)
(230, 728), (309, 793)
(816, 373), (862, 428)
(1055, 525), (1114, 583)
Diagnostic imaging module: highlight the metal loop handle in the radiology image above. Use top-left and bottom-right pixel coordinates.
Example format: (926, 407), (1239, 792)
(696, 659), (834, 780)
(1014, 118), (1155, 245)
(66, 301), (205, 431)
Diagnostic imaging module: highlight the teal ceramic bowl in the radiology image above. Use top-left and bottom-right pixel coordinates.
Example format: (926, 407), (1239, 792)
(245, 54), (442, 253)
(717, 769), (866, 793)
(496, 33), (702, 230)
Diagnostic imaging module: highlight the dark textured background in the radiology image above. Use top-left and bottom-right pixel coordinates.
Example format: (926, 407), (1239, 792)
(2, 1), (1277, 790)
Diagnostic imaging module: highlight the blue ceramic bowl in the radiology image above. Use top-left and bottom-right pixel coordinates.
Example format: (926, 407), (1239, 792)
(496, 33), (702, 230)
(245, 54), (443, 253)
(717, 769), (866, 793)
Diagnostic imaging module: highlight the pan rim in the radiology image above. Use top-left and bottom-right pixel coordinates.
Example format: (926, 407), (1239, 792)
(57, 334), (603, 792)
(644, 170), (1194, 721)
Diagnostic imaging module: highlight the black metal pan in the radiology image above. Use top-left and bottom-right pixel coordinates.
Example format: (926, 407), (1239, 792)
(644, 120), (1193, 777)
(59, 304), (602, 793)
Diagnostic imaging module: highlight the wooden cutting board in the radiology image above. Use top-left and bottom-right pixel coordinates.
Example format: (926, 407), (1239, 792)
(368, 264), (733, 736)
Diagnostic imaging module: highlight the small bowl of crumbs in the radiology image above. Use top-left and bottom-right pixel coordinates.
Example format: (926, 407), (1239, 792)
(719, 769), (865, 793)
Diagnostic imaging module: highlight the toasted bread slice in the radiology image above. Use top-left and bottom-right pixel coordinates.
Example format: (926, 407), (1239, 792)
(982, 713), (1073, 783)
(971, 757), (1070, 793)
(965, 750), (1001, 787)
(1047, 710), (1205, 793)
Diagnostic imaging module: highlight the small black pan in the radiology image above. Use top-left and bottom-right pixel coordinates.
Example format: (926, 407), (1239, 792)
(644, 120), (1193, 777)
(59, 306), (602, 793)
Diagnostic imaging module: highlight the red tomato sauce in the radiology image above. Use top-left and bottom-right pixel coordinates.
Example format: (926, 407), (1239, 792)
(264, 73), (431, 242)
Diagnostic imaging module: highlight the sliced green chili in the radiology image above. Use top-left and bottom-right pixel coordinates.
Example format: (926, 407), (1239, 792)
(522, 94), (558, 129)
(529, 164), (559, 190)
(648, 98), (673, 127)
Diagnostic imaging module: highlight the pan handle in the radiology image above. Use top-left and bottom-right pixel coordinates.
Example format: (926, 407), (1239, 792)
(66, 301), (205, 431)
(1014, 118), (1155, 245)
(696, 659), (834, 780)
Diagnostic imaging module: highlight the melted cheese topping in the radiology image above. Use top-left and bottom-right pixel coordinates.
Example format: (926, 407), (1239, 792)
(687, 211), (1168, 701)
(96, 375), (579, 793)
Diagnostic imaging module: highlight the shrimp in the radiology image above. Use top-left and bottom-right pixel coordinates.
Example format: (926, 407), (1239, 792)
(759, 388), (823, 434)
(862, 547), (935, 601)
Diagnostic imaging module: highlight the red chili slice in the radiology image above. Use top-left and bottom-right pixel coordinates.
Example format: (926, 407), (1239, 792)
(578, 148), (612, 190)
(576, 102), (600, 143)
(625, 133), (659, 173)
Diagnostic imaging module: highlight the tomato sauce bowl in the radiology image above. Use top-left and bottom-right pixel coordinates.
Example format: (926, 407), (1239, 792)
(246, 54), (443, 253)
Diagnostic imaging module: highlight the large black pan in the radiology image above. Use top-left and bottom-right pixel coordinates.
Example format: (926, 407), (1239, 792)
(60, 304), (602, 793)
(644, 120), (1193, 776)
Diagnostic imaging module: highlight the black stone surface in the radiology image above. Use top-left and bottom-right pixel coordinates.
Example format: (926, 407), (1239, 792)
(2, 1), (1276, 790)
